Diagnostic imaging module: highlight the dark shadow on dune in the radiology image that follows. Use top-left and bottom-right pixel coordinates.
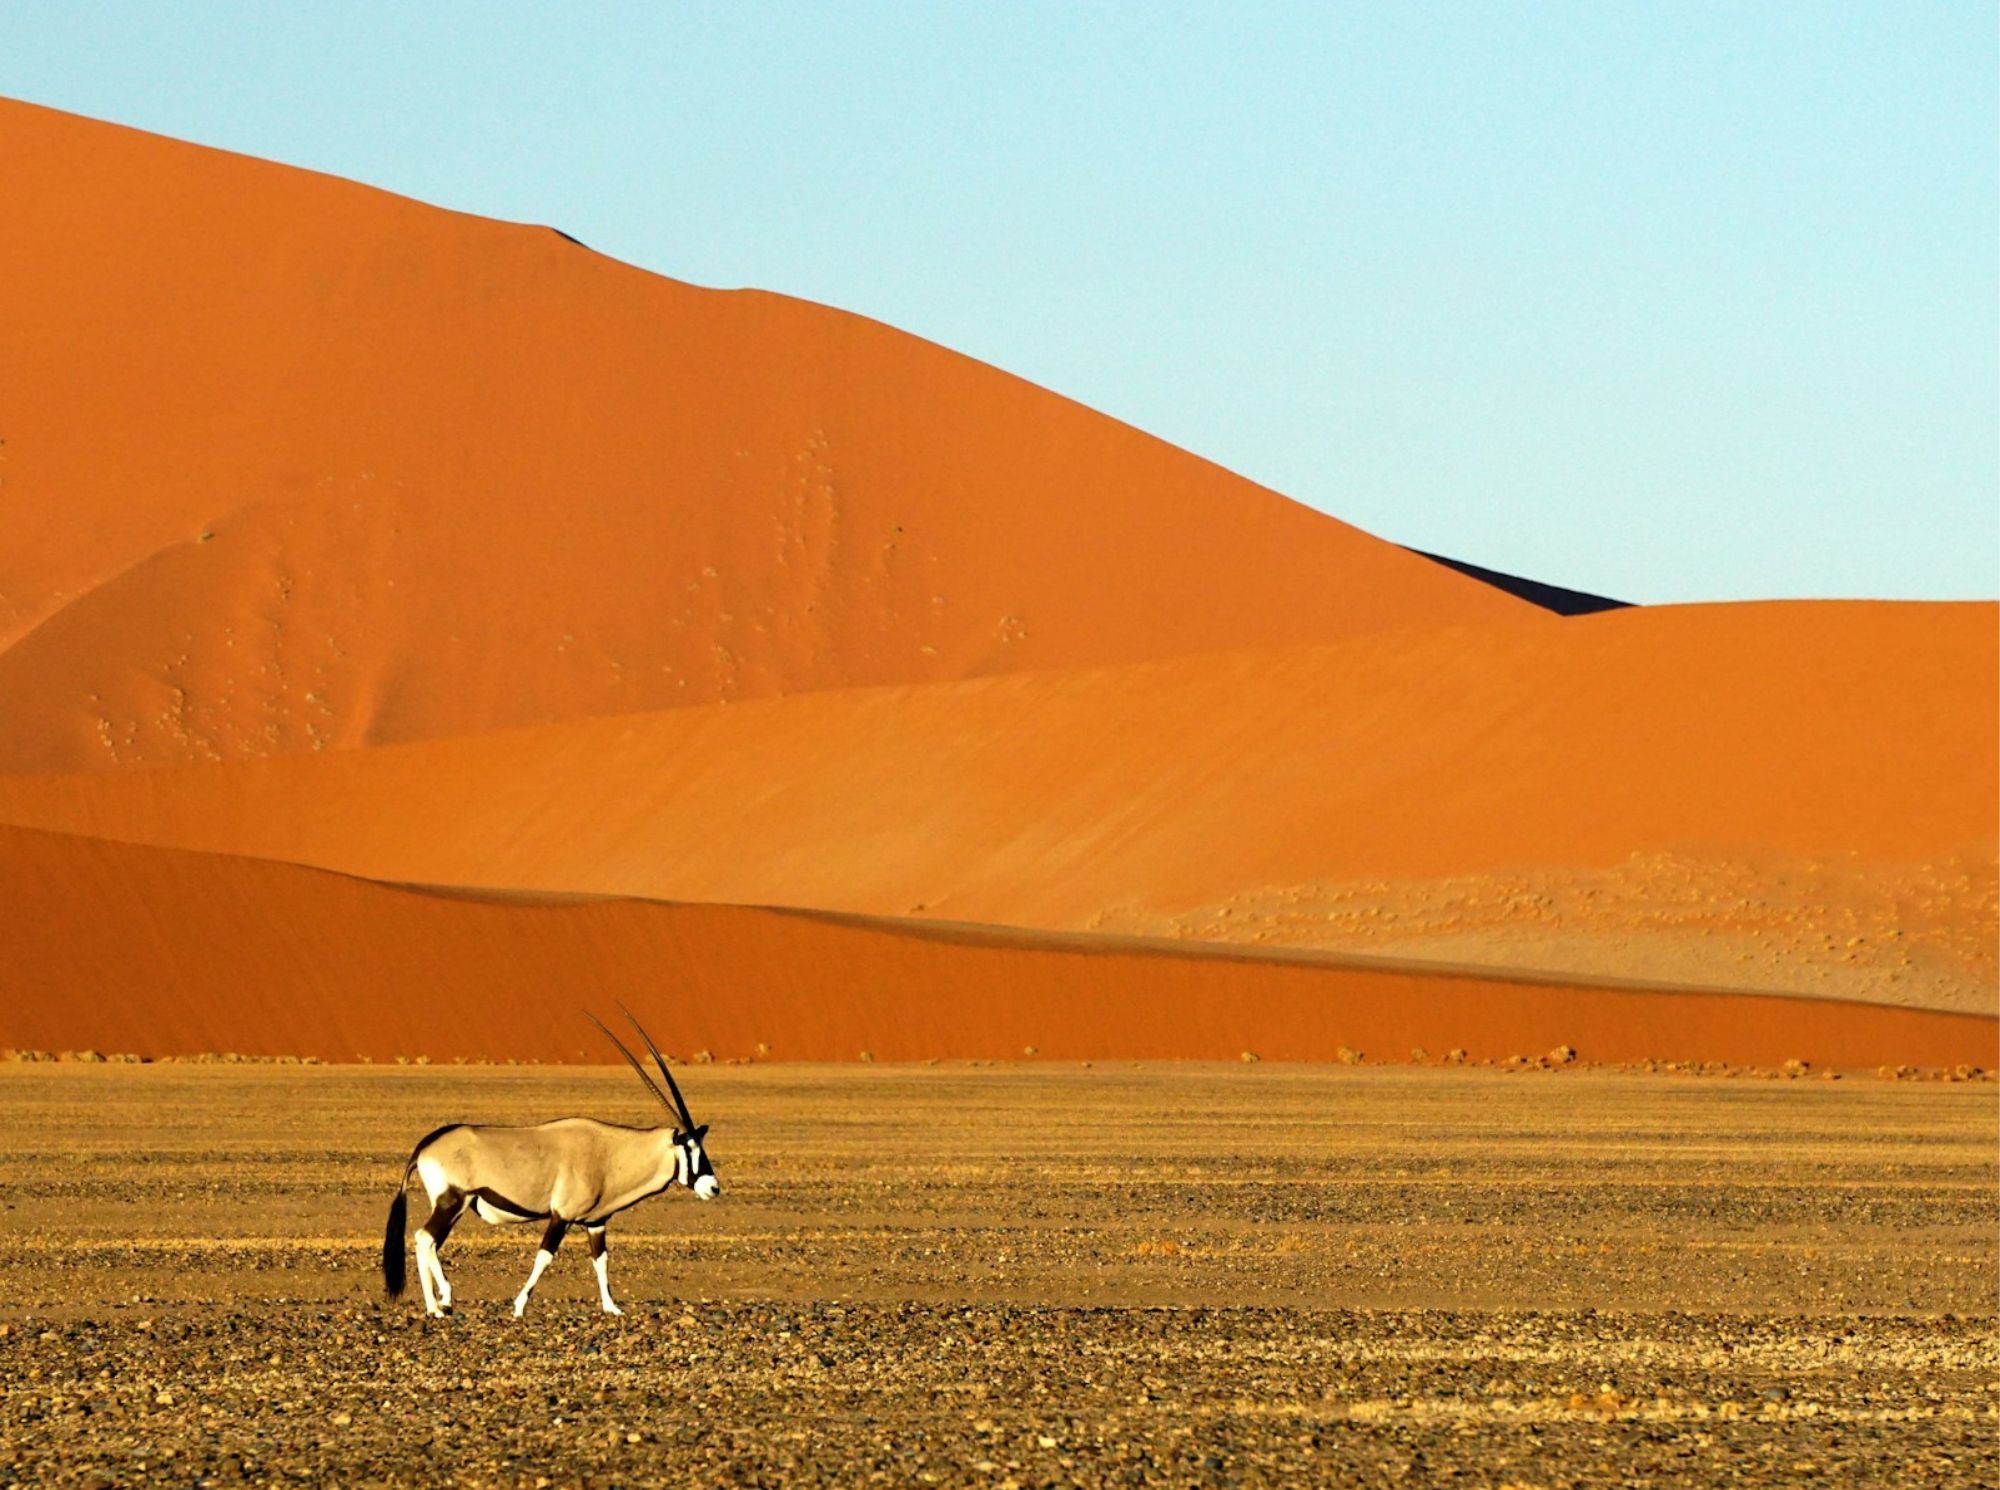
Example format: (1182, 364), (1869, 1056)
(1407, 549), (1632, 615)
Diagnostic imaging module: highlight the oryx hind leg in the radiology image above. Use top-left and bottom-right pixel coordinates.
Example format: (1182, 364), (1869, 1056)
(586, 1225), (621, 1316)
(513, 1218), (568, 1318)
(412, 1221), (440, 1317)
(417, 1189), (466, 1317)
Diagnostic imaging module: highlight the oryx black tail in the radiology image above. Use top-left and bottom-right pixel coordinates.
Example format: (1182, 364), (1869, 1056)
(383, 1186), (408, 1298)
(385, 1126), (460, 1301)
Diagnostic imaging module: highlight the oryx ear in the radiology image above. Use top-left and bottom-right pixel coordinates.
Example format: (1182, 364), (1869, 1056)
(692, 1124), (710, 1143)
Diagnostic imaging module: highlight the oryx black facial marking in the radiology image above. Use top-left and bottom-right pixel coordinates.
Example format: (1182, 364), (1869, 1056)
(381, 1004), (721, 1318)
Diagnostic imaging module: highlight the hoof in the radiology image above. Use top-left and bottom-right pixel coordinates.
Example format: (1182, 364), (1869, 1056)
(601, 1303), (625, 1317)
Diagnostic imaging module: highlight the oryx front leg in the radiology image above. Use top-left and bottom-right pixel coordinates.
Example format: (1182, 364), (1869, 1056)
(513, 1219), (568, 1318)
(586, 1225), (622, 1315)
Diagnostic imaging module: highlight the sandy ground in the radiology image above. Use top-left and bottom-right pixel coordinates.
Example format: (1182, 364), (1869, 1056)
(0, 1065), (1993, 1487)
(1095, 852), (2000, 1016)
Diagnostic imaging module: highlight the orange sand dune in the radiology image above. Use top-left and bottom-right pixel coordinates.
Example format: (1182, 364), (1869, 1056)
(5, 99), (1991, 1065)
(0, 600), (1989, 1012)
(0, 97), (1530, 775)
(1, 824), (1988, 1069)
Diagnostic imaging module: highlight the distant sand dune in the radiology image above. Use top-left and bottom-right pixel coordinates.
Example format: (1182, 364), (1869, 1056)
(0, 601), (1988, 1015)
(1, 98), (1992, 1064)
(0, 96), (1527, 775)
(0, 825), (1988, 1068)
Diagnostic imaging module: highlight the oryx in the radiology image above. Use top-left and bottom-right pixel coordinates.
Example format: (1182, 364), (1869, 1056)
(382, 1007), (718, 1318)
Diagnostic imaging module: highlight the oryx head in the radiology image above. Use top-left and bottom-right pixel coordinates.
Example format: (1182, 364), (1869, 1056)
(588, 1005), (721, 1201)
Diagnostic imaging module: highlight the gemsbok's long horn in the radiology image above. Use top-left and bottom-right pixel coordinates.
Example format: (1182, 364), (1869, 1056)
(585, 1011), (675, 1118)
(619, 1001), (697, 1133)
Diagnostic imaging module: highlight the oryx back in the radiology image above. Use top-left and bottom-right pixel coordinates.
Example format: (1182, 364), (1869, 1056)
(418, 1119), (674, 1226)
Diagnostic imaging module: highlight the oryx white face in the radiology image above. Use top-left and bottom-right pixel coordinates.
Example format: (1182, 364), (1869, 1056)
(590, 1007), (720, 1203)
(683, 1132), (719, 1201)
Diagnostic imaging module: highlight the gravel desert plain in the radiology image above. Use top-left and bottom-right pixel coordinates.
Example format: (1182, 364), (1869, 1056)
(0, 98), (1995, 1488)
(3, 1064), (1996, 1489)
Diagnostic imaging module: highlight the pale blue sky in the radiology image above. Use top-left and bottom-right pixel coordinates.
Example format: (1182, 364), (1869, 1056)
(4, 3), (1993, 601)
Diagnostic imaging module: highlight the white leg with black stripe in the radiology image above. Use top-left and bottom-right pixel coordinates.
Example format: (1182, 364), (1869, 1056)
(513, 1248), (555, 1317)
(414, 1231), (442, 1317)
(586, 1226), (621, 1315)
